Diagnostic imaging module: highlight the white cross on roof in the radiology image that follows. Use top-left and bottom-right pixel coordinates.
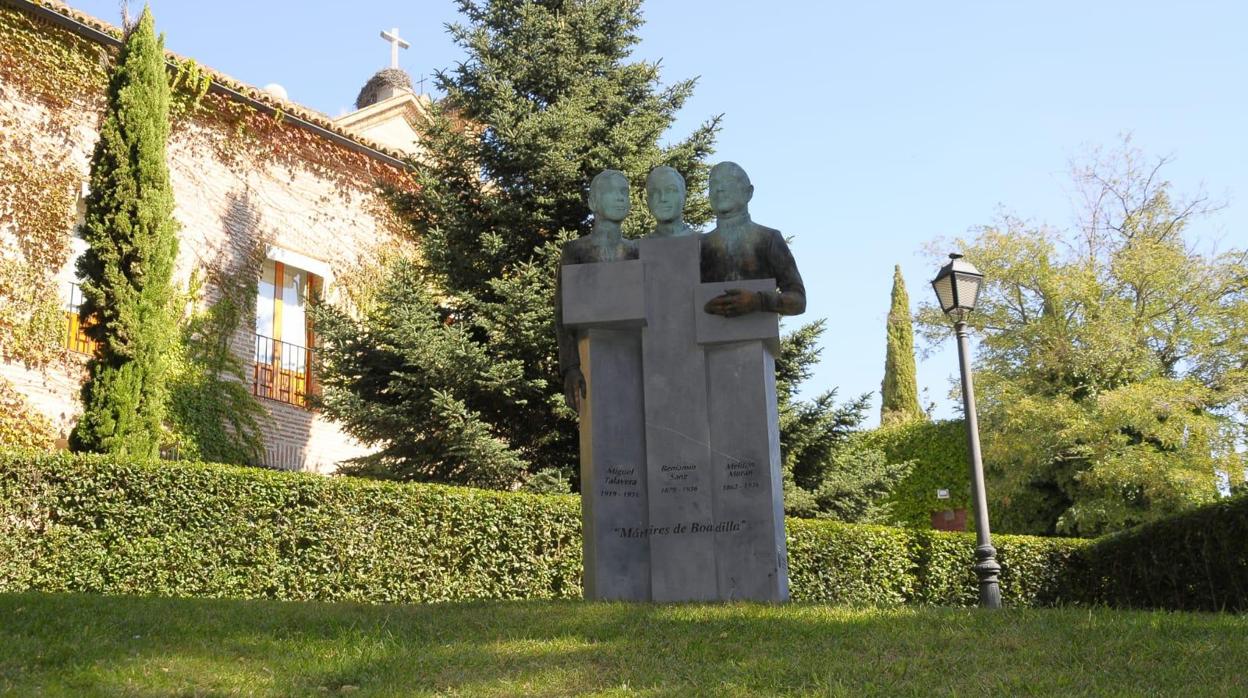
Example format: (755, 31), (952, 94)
(380, 27), (411, 70)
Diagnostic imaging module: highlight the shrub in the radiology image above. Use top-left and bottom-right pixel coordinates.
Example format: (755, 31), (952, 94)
(785, 522), (1087, 608)
(902, 530), (1090, 607)
(1082, 492), (1248, 611)
(786, 519), (915, 605)
(1, 449), (1088, 607)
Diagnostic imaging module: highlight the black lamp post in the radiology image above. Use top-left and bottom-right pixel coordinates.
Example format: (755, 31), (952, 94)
(931, 253), (1001, 609)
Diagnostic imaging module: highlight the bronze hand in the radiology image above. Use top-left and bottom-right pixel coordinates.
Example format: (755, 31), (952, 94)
(703, 288), (762, 317)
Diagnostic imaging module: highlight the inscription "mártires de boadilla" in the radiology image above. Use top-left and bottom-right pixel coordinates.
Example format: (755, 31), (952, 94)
(613, 520), (746, 538)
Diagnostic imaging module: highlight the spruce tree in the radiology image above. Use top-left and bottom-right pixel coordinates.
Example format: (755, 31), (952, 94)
(880, 264), (923, 425)
(778, 320), (911, 522)
(311, 257), (528, 487)
(408, 0), (719, 295)
(70, 7), (179, 458)
(315, 0), (719, 484)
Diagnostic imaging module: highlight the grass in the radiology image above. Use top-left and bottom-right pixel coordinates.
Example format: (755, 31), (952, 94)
(2, 593), (1246, 696)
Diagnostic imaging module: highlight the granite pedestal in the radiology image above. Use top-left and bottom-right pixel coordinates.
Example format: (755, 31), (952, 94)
(639, 236), (718, 601)
(562, 260), (650, 601)
(563, 258), (791, 603)
(697, 279), (790, 602)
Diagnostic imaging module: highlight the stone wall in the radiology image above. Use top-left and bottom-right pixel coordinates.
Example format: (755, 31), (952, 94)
(164, 118), (406, 474)
(0, 22), (412, 473)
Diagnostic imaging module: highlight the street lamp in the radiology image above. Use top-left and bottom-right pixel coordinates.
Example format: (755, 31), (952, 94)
(931, 253), (1001, 609)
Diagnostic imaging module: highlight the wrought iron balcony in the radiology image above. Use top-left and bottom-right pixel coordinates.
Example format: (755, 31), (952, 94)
(252, 333), (316, 408)
(64, 282), (96, 355)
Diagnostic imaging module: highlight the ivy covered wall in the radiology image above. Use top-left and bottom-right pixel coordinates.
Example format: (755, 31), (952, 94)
(859, 419), (972, 529)
(0, 3), (416, 470)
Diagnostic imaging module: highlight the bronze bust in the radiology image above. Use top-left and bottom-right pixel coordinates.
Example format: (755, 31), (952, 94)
(555, 169), (639, 410)
(700, 162), (805, 318)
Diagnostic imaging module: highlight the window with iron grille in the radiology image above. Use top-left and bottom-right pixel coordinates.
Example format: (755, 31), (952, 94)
(63, 282), (97, 355)
(253, 259), (320, 408)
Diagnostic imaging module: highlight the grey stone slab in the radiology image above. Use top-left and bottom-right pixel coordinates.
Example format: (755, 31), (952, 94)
(705, 340), (789, 602)
(639, 235), (718, 601)
(695, 279), (780, 353)
(562, 261), (646, 329)
(638, 234), (718, 601)
(578, 328), (650, 601)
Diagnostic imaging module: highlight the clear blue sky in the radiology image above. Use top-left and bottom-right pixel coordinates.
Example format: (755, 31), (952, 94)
(73, 0), (1248, 422)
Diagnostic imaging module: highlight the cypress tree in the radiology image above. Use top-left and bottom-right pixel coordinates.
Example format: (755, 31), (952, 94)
(70, 7), (179, 458)
(880, 264), (923, 425)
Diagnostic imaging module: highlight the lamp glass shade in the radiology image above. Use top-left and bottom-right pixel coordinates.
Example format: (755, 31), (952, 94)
(954, 272), (981, 311)
(932, 274), (956, 314)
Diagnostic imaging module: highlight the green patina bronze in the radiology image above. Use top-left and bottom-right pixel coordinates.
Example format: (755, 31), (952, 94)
(644, 166), (693, 238)
(555, 169), (639, 410)
(700, 162), (806, 318)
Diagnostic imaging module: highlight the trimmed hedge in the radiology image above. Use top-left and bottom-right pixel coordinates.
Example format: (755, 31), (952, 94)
(786, 521), (1087, 607)
(1, 449), (1087, 606)
(0, 450), (582, 602)
(1082, 492), (1248, 612)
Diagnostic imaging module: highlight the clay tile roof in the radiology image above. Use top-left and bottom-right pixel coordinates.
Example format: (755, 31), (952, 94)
(13, 0), (414, 167)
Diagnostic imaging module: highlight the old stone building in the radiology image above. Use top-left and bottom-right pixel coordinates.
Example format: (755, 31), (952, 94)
(0, 0), (430, 472)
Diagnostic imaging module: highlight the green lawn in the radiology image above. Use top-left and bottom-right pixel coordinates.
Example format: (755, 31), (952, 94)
(2, 592), (1245, 696)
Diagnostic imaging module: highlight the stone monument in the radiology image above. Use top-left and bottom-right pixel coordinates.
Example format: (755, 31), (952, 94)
(556, 170), (648, 601)
(698, 161), (806, 601)
(639, 167), (717, 600)
(559, 163), (805, 602)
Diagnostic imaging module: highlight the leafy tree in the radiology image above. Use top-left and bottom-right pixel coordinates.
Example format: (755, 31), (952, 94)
(315, 0), (719, 484)
(917, 140), (1248, 536)
(779, 320), (912, 522)
(70, 7), (179, 458)
(880, 264), (924, 425)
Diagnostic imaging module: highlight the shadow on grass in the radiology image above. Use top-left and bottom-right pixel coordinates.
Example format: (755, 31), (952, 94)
(1, 592), (1246, 696)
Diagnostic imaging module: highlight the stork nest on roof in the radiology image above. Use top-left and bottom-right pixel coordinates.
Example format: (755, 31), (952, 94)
(355, 69), (414, 109)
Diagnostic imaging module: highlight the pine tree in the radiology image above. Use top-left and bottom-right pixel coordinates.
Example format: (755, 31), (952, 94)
(70, 7), (179, 458)
(315, 0), (719, 484)
(880, 264), (923, 425)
